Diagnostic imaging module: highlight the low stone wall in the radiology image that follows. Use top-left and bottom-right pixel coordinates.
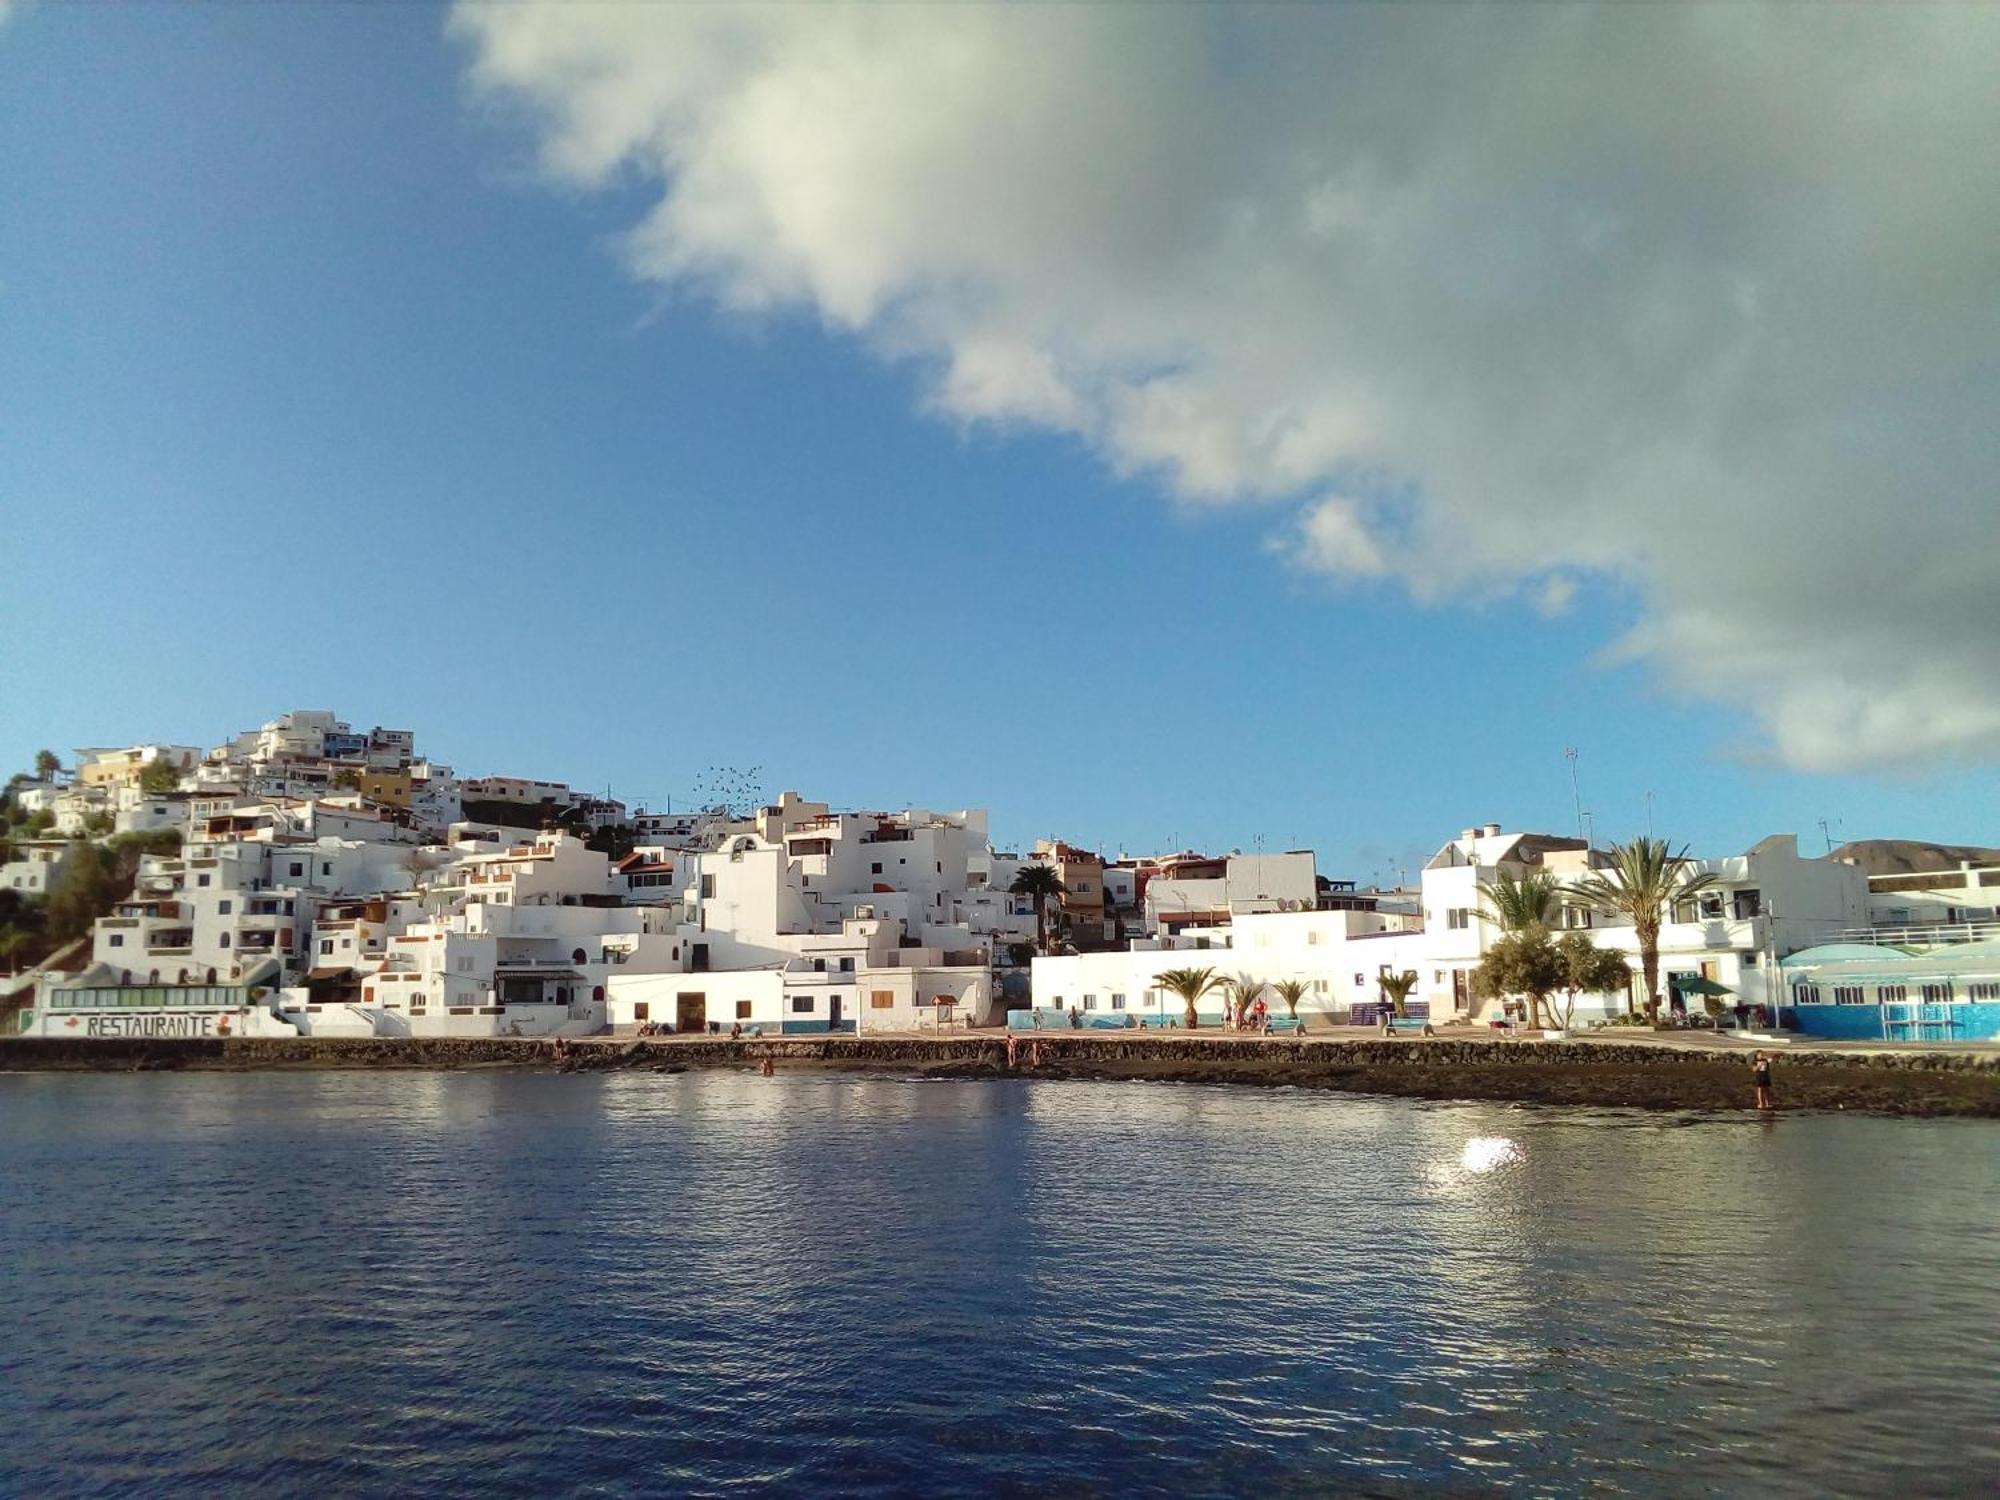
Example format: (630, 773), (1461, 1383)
(2, 1034), (1995, 1114)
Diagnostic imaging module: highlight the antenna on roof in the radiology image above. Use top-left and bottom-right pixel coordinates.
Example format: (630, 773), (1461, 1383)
(1818, 817), (1840, 854)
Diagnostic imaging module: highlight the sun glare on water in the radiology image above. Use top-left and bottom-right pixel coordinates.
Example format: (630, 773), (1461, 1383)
(1460, 1136), (1522, 1173)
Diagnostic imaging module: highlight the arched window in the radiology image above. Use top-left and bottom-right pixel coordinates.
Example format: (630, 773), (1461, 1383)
(571, 948), (587, 964)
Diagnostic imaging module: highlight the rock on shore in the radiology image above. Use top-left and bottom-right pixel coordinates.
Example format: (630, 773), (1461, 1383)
(4, 1034), (1997, 1117)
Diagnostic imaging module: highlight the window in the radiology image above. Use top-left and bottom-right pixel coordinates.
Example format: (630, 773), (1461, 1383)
(198, 873), (210, 888)
(735, 1000), (753, 1019)
(219, 933), (230, 948)
(1354, 973), (1366, 987)
(700, 874), (716, 898)
(1969, 982), (2000, 1001)
(319, 940), (333, 956)
(871, 862), (882, 875)
(289, 863), (304, 878)
(1733, 889), (1761, 919)
(218, 900), (232, 914)
(1447, 908), (1469, 930)
(870, 991), (894, 1010)
(1082, 994), (1097, 1010)
(1833, 985), (1867, 1005)
(839, 957), (854, 972)
(1792, 984), (1823, 1005)
(1111, 993), (1126, 1010)
(790, 997), (815, 1014)
(1049, 996), (1063, 1007)
(321, 861), (332, 876)
(109, 934), (124, 948)
(813, 958), (826, 972)
(1877, 985), (1907, 1003)
(1921, 983), (1953, 1004)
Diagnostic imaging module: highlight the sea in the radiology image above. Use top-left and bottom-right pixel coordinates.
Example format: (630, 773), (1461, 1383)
(1, 1070), (1995, 1497)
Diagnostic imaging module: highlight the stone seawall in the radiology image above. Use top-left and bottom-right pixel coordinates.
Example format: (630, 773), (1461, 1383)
(3, 1035), (1996, 1116)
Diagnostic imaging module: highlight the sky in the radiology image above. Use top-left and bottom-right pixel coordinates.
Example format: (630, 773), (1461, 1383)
(2, 3), (1995, 879)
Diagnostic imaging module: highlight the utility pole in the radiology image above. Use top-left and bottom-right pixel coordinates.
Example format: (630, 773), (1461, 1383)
(1645, 790), (1656, 839)
(1565, 747), (1584, 841)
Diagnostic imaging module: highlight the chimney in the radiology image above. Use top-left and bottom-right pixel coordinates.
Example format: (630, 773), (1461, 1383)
(1483, 822), (1501, 837)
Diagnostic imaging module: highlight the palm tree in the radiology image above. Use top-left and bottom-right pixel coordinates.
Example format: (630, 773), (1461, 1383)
(1477, 869), (1561, 932)
(1009, 864), (1067, 954)
(1571, 837), (1720, 1021)
(1229, 974), (1265, 1027)
(1155, 966), (1226, 1029)
(1377, 969), (1419, 1019)
(1272, 978), (1310, 1022)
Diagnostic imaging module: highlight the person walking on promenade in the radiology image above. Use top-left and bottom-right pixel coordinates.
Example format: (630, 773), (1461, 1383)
(1752, 1051), (1775, 1111)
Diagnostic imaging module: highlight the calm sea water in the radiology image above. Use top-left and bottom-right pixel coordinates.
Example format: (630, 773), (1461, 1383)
(1, 1071), (1995, 1498)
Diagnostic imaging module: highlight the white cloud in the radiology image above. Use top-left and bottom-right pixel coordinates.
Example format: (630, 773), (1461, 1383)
(453, 2), (2000, 772)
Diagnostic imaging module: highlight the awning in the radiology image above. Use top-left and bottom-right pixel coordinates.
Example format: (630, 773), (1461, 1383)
(1670, 973), (1733, 996)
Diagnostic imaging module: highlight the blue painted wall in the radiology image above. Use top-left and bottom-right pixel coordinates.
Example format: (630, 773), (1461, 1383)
(1788, 1003), (2000, 1042)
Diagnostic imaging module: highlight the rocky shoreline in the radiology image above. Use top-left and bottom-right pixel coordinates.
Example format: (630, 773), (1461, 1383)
(4, 1034), (1998, 1117)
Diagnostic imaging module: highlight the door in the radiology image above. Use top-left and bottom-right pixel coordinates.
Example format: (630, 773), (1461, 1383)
(676, 993), (706, 1033)
(633, 1002), (649, 1023)
(690, 943), (710, 972)
(829, 994), (844, 1031)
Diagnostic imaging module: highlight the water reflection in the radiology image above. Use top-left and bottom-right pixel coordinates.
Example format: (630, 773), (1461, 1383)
(0, 1073), (1994, 1497)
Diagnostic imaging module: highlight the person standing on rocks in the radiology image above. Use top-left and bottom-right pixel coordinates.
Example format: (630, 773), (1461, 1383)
(1752, 1051), (1775, 1111)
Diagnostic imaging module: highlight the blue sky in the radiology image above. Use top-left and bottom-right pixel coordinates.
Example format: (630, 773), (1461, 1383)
(2, 4), (1993, 876)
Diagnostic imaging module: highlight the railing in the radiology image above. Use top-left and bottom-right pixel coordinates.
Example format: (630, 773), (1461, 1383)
(1833, 920), (2000, 949)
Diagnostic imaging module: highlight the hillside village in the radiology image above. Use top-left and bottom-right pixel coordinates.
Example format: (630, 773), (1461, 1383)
(5, 709), (1999, 1044)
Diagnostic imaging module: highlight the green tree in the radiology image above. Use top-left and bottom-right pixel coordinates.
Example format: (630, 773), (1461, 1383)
(45, 842), (117, 944)
(33, 750), (60, 780)
(82, 810), (114, 837)
(1154, 965), (1225, 1029)
(1377, 968), (1419, 1018)
(1476, 869), (1561, 932)
(1009, 864), (1067, 954)
(138, 760), (183, 794)
(1553, 932), (1632, 1029)
(22, 809), (55, 838)
(1272, 977), (1310, 1021)
(1572, 838), (1720, 1021)
(1472, 929), (1563, 1028)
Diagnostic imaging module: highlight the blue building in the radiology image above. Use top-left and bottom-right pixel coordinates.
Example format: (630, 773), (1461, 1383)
(1781, 939), (2000, 1042)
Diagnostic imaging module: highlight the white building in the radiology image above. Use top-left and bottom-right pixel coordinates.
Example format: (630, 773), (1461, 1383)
(1032, 825), (1869, 1028)
(1, 839), (76, 896)
(1142, 849), (1319, 934)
